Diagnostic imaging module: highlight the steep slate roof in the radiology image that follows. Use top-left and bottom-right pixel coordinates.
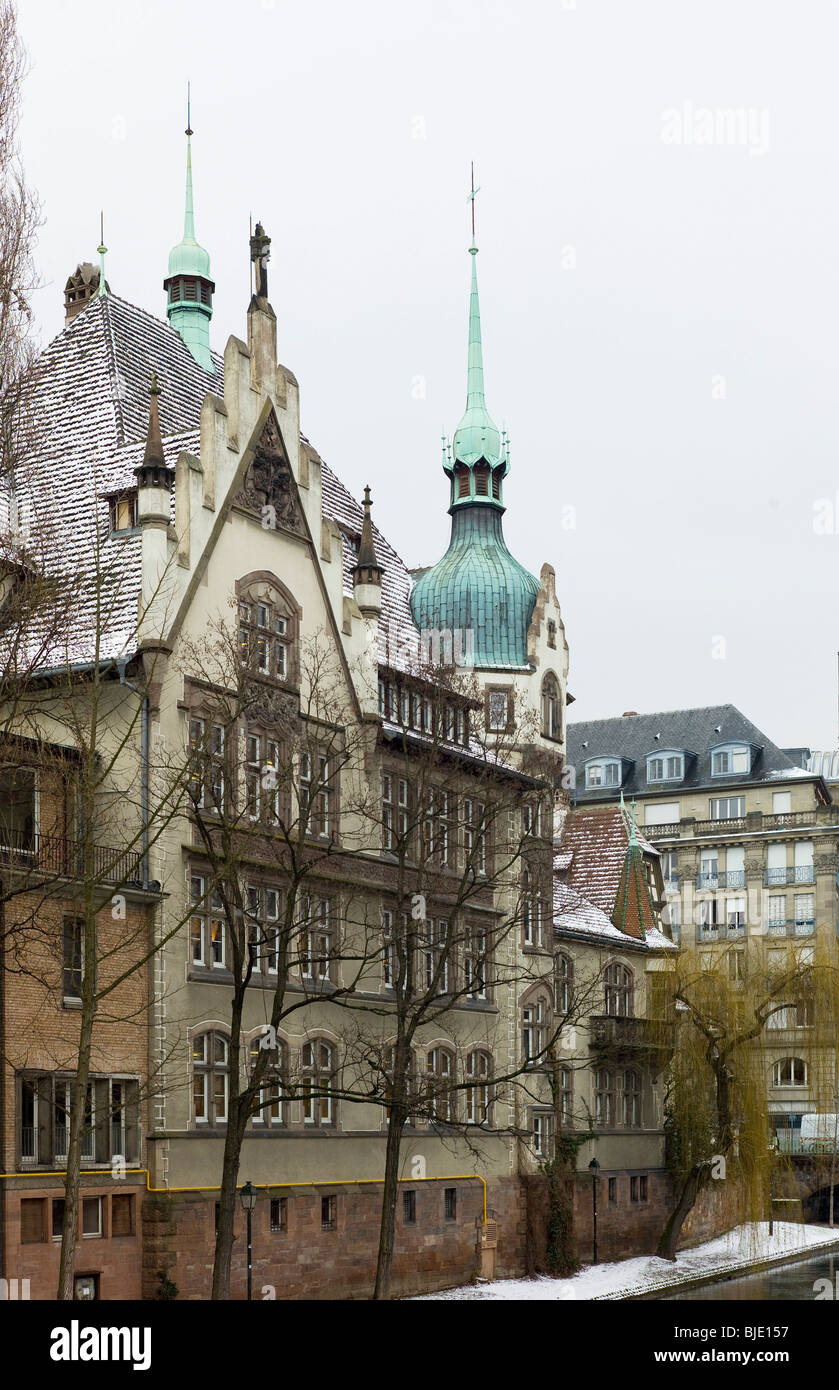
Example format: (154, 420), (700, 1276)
(20, 292), (422, 670)
(567, 704), (812, 803)
(553, 804), (673, 952)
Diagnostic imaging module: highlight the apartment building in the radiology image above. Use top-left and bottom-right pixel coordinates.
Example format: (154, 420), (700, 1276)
(567, 706), (839, 1150)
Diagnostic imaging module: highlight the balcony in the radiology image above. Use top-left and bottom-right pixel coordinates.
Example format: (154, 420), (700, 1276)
(695, 922), (746, 942)
(766, 918), (815, 938)
(0, 831), (143, 886)
(642, 806), (839, 842)
(588, 1014), (675, 1060)
(764, 866), (815, 887)
(695, 870), (746, 890)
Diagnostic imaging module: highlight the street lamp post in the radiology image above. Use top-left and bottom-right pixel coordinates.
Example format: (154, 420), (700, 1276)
(588, 1158), (600, 1265)
(240, 1181), (257, 1301)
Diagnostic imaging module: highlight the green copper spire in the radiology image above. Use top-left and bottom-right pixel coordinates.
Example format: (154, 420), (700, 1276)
(447, 166), (508, 511)
(410, 169), (538, 671)
(163, 88), (215, 372)
(95, 211), (108, 298)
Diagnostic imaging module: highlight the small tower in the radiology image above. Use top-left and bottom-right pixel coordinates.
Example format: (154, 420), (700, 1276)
(135, 374), (175, 644)
(134, 373), (174, 523)
(353, 486), (383, 618)
(63, 263), (103, 323)
(163, 101), (215, 371)
(612, 799), (657, 941)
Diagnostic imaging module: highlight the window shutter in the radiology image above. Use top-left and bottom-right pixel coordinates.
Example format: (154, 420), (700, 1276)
(36, 1075), (52, 1164)
(125, 1080), (140, 1163)
(20, 1198), (45, 1243)
(111, 1193), (133, 1236)
(94, 1078), (110, 1162)
(767, 843), (787, 869)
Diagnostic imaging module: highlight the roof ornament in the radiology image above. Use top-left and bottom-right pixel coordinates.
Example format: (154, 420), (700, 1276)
(467, 160), (480, 255)
(250, 221), (271, 300)
(95, 211), (108, 298)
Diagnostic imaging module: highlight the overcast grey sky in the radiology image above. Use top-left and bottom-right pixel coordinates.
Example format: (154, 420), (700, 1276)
(18, 0), (839, 750)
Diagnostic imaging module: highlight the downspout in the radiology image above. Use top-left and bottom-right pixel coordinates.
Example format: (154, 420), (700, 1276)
(118, 662), (150, 890)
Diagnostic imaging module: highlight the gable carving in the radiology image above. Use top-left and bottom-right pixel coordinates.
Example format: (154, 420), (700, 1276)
(234, 414), (304, 534)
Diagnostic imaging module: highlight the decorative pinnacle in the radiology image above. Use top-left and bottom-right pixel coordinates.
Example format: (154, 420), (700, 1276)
(355, 484), (382, 577)
(467, 160), (480, 253)
(143, 371), (165, 468)
(186, 81), (193, 137)
(95, 211), (107, 298)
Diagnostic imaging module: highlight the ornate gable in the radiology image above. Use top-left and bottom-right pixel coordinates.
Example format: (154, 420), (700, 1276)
(233, 412), (305, 536)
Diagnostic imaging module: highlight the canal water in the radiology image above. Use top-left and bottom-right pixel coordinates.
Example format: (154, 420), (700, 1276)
(664, 1248), (839, 1300)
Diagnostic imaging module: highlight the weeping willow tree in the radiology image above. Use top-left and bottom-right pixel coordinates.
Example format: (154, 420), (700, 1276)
(657, 931), (839, 1260)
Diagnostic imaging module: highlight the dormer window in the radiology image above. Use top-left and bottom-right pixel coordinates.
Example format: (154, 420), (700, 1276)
(109, 493), (137, 532)
(646, 751), (684, 784)
(711, 744), (751, 777)
(584, 757), (621, 789)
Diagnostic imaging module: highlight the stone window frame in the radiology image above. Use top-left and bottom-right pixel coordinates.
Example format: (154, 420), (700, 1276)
(17, 1071), (140, 1168)
(485, 684), (514, 735)
(300, 1035), (339, 1128)
(541, 672), (562, 742)
(191, 1027), (231, 1128)
(425, 1044), (457, 1125)
(465, 1048), (494, 1127)
(555, 952), (573, 1015)
(772, 1056), (808, 1087)
(235, 571), (301, 692)
(521, 984), (552, 1064)
(604, 961), (634, 1018)
(247, 1029), (289, 1128)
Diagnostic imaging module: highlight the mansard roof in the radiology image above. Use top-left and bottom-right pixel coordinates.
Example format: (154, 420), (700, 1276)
(566, 704), (816, 803)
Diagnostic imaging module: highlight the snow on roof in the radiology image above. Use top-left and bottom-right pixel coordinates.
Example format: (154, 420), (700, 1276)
(19, 293), (423, 671)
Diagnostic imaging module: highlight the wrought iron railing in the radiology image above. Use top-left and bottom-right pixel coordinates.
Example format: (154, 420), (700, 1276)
(764, 866), (815, 886)
(0, 831), (142, 886)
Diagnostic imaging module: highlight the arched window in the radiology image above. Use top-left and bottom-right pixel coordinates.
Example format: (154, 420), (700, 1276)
(555, 954), (573, 1014)
(522, 867), (544, 949)
(466, 1049), (493, 1126)
(301, 1039), (336, 1125)
(604, 963), (633, 1018)
(192, 1031), (229, 1125)
(383, 1044), (416, 1126)
(237, 579), (298, 685)
(772, 1057), (808, 1087)
(618, 1069), (642, 1127)
(249, 1034), (286, 1126)
(541, 673), (562, 741)
(522, 990), (552, 1063)
(595, 1068), (615, 1127)
(426, 1047), (456, 1123)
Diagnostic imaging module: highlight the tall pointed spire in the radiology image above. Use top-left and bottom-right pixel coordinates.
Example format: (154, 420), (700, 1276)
(448, 165), (507, 507)
(353, 485), (383, 618)
(612, 803), (657, 940)
(410, 168), (539, 670)
(95, 212), (108, 298)
(164, 87), (215, 372)
(134, 373), (174, 492)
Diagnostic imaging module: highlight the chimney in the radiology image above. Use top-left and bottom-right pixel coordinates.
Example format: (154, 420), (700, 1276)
(64, 262), (101, 323)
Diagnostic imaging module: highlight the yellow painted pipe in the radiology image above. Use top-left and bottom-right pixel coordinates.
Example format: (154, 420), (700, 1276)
(0, 1168), (488, 1224)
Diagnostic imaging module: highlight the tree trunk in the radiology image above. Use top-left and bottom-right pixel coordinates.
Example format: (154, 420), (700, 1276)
(373, 1107), (407, 1300)
(656, 1158), (711, 1261)
(56, 915), (96, 1299)
(211, 1110), (248, 1300)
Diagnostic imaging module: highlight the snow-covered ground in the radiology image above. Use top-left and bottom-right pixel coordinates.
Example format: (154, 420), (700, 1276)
(414, 1223), (839, 1300)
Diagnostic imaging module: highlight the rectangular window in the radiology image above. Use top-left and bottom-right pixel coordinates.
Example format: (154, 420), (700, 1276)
(444, 1188), (457, 1221)
(487, 690), (509, 732)
(81, 1196), (103, 1238)
(300, 897), (333, 981)
(773, 792), (792, 814)
(709, 796), (746, 820)
(608, 1178), (617, 1205)
(639, 1175), (648, 1202)
(794, 894), (814, 933)
(270, 1197), (287, 1233)
(532, 1112), (554, 1159)
(645, 801), (680, 826)
(630, 1176), (639, 1202)
(63, 917), (84, 999)
(51, 1198), (65, 1240)
(321, 1195), (336, 1231)
(403, 1190), (417, 1225)
(382, 774), (393, 850)
(20, 1198), (45, 1243)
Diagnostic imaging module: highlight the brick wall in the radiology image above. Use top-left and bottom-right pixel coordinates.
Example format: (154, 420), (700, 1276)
(143, 1178), (526, 1300)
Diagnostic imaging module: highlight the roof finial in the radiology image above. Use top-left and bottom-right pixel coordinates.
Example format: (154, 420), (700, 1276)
(467, 160), (480, 254)
(186, 80), (192, 137)
(629, 796), (638, 844)
(95, 211), (108, 298)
